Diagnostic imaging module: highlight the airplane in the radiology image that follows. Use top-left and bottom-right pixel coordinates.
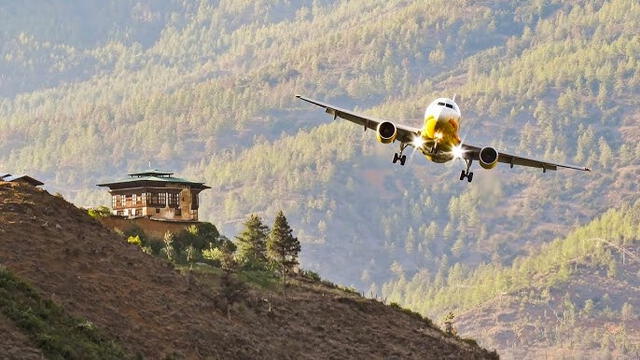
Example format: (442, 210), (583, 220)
(296, 95), (590, 182)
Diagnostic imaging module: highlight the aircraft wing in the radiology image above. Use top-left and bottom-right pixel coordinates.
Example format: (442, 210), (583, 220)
(461, 143), (591, 172)
(296, 95), (421, 144)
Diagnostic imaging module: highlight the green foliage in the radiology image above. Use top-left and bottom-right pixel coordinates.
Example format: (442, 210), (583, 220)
(235, 214), (269, 269)
(383, 201), (640, 316)
(236, 269), (280, 290)
(0, 267), (130, 359)
(173, 222), (221, 253)
(127, 235), (142, 246)
(267, 211), (301, 286)
(87, 206), (111, 219)
(301, 270), (322, 282)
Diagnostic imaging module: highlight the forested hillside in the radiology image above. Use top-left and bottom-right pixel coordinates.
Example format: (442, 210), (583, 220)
(383, 200), (640, 358)
(1, 1), (639, 357)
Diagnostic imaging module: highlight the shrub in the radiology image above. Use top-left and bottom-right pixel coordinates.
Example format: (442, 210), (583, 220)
(127, 235), (142, 246)
(87, 206), (111, 219)
(301, 270), (321, 282)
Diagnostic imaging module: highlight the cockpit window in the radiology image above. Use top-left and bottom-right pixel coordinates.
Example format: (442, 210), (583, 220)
(445, 103), (454, 109)
(437, 102), (445, 106)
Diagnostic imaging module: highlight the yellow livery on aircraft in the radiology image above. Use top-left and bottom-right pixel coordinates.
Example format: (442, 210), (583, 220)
(297, 95), (590, 182)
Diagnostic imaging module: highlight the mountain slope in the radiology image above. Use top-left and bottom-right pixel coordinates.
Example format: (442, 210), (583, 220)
(0, 181), (496, 359)
(1, 2), (640, 357)
(2, 0), (638, 290)
(382, 201), (640, 358)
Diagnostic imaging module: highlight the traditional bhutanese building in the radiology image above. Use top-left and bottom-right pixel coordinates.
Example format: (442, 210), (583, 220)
(97, 169), (210, 222)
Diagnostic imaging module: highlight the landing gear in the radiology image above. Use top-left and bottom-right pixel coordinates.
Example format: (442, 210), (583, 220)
(393, 143), (408, 166)
(430, 142), (439, 154)
(460, 170), (473, 182)
(459, 159), (474, 183)
(393, 153), (407, 165)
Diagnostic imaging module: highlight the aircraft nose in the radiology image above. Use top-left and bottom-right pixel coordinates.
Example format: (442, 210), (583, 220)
(435, 108), (448, 123)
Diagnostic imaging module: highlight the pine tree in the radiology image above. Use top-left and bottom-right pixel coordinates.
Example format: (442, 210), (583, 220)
(267, 211), (301, 290)
(235, 214), (269, 269)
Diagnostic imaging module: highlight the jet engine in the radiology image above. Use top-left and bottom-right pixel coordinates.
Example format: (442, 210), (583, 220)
(376, 121), (398, 144)
(479, 146), (499, 169)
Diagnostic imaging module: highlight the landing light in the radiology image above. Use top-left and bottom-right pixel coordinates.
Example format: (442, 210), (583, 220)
(412, 136), (425, 148)
(452, 145), (466, 159)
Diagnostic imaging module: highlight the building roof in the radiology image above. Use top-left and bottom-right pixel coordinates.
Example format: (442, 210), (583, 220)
(4, 175), (44, 186)
(0, 174), (11, 180)
(97, 169), (210, 190)
(128, 169), (174, 177)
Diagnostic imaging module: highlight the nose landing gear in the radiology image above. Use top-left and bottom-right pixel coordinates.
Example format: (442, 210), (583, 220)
(460, 159), (474, 182)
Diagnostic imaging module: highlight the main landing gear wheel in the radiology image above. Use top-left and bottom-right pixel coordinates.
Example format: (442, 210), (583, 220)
(393, 153), (407, 166)
(459, 159), (473, 182)
(459, 170), (473, 182)
(393, 143), (408, 166)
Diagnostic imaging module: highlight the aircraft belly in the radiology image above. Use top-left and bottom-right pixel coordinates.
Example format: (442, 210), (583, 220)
(419, 139), (453, 163)
(424, 152), (452, 163)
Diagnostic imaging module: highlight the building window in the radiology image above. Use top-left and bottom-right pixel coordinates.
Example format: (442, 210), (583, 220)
(156, 208), (160, 214)
(175, 209), (182, 216)
(113, 195), (124, 208)
(168, 193), (179, 207)
(151, 193), (166, 206)
(135, 209), (142, 216)
(117, 211), (124, 217)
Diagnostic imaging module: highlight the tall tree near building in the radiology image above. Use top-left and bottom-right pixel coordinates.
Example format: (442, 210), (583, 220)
(235, 214), (269, 269)
(267, 211), (301, 292)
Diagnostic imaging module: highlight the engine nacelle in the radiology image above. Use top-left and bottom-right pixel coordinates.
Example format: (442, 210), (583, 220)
(479, 146), (499, 169)
(376, 121), (398, 144)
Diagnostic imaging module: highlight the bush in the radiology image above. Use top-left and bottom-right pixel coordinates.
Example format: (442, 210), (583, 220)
(127, 235), (142, 246)
(301, 270), (321, 281)
(389, 302), (433, 326)
(87, 206), (111, 219)
(461, 338), (479, 347)
(173, 222), (222, 252)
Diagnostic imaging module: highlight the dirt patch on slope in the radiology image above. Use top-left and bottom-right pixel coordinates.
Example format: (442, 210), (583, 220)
(0, 182), (496, 359)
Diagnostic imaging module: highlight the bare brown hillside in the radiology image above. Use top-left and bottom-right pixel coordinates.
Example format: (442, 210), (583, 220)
(0, 181), (497, 359)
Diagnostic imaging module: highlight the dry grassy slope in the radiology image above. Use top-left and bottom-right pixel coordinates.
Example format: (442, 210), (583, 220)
(0, 181), (496, 360)
(454, 256), (640, 360)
